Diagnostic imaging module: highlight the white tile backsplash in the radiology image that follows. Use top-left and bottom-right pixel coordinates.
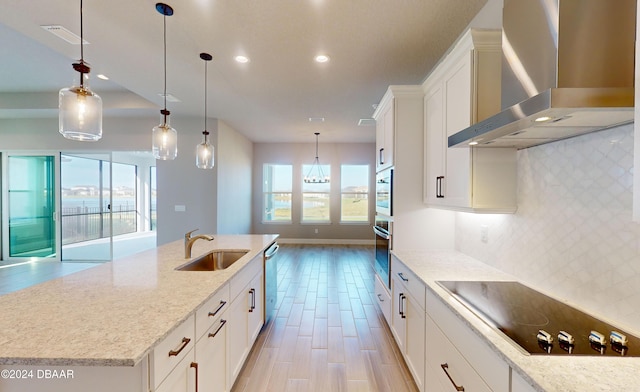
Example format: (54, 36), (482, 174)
(455, 123), (640, 333)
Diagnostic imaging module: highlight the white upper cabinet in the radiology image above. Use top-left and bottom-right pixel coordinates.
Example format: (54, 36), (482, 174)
(424, 29), (518, 213)
(374, 96), (395, 171)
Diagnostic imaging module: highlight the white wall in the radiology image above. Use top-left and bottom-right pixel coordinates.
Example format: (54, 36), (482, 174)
(215, 120), (252, 235)
(252, 142), (375, 243)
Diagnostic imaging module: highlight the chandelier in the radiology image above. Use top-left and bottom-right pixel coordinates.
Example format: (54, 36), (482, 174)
(304, 132), (330, 183)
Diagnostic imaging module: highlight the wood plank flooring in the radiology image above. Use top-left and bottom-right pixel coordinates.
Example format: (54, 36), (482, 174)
(232, 245), (418, 392)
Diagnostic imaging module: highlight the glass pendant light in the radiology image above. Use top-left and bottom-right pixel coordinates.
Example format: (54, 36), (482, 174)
(304, 132), (330, 183)
(196, 52), (214, 169)
(152, 3), (178, 160)
(59, 0), (102, 141)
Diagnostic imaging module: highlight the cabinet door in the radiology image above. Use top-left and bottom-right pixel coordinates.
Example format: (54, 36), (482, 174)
(382, 102), (395, 169)
(405, 295), (425, 392)
(227, 287), (250, 386)
(197, 318), (227, 392)
(390, 273), (406, 353)
(376, 111), (385, 170)
(376, 99), (394, 171)
(443, 54), (472, 208)
(156, 348), (196, 392)
(424, 83), (445, 205)
(248, 270), (264, 344)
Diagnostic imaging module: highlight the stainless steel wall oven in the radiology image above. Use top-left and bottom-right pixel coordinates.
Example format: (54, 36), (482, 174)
(373, 215), (392, 290)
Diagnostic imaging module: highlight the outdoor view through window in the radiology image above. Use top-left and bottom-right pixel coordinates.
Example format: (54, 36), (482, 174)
(61, 155), (137, 246)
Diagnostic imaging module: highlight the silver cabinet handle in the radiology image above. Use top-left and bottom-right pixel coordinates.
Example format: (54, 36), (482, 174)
(208, 300), (227, 318)
(208, 319), (227, 339)
(441, 363), (464, 391)
(168, 337), (191, 357)
(398, 272), (409, 282)
(249, 288), (256, 312)
(377, 294), (384, 302)
(436, 176), (445, 198)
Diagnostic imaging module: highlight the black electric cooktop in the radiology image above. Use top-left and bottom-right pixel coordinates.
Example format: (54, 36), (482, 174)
(437, 281), (640, 357)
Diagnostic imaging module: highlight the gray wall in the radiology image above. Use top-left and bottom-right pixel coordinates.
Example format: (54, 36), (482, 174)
(215, 120), (253, 235)
(0, 114), (252, 246)
(252, 142), (375, 243)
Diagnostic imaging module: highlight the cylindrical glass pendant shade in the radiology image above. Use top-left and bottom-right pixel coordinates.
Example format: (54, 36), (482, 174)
(152, 119), (178, 160)
(196, 135), (214, 169)
(59, 83), (103, 141)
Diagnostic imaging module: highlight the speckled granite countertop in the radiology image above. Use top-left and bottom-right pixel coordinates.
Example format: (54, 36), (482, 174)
(392, 249), (640, 392)
(0, 234), (278, 367)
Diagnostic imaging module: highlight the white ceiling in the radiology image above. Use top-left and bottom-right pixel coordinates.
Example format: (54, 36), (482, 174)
(0, 0), (487, 143)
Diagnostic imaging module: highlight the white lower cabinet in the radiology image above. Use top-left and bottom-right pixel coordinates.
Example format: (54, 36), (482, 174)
(155, 348), (196, 392)
(227, 255), (264, 388)
(391, 259), (426, 392)
(151, 314), (196, 391)
(195, 283), (230, 392)
(196, 317), (227, 392)
(374, 273), (391, 325)
(425, 289), (509, 392)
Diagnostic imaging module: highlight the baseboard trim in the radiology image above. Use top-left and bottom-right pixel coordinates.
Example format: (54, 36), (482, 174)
(277, 238), (374, 246)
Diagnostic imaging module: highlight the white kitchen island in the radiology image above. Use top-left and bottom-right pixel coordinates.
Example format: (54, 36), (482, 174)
(0, 234), (277, 392)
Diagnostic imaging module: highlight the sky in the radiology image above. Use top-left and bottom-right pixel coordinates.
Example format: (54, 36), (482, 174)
(61, 155), (138, 189)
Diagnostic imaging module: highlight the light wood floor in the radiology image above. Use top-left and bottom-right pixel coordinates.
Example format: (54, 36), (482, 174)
(232, 245), (418, 392)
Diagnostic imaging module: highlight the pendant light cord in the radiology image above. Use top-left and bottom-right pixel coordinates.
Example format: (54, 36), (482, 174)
(204, 58), (207, 133)
(79, 0), (84, 87)
(162, 10), (167, 121)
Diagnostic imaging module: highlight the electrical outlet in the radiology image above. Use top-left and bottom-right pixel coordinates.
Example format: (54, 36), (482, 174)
(480, 225), (489, 243)
(314, 228), (319, 234)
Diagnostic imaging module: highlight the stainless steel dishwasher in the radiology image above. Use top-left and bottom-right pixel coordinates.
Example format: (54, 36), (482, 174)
(263, 242), (279, 325)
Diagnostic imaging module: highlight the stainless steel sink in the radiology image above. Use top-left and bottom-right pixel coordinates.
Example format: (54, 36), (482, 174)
(175, 250), (249, 271)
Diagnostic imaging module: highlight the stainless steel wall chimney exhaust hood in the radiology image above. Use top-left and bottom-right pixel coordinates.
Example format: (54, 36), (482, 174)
(448, 0), (636, 149)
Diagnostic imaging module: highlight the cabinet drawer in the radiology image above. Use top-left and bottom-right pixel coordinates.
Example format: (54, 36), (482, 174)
(151, 314), (195, 390)
(426, 313), (491, 392)
(391, 256), (425, 310)
(229, 254), (262, 299)
(374, 274), (391, 325)
(426, 290), (509, 392)
(195, 283), (229, 339)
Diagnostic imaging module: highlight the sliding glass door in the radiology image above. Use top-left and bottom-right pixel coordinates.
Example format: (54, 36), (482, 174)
(60, 153), (113, 261)
(2, 154), (59, 261)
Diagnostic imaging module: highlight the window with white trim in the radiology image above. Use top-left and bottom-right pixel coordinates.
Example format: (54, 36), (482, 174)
(263, 164), (292, 222)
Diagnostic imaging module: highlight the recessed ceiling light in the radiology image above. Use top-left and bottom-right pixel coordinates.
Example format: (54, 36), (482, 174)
(315, 55), (330, 63)
(234, 55), (249, 63)
(309, 117), (325, 123)
(97, 74), (109, 80)
(469, 141), (479, 146)
(535, 116), (552, 122)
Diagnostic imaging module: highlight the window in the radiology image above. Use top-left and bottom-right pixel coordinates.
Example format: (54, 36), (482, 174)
(341, 165), (369, 222)
(302, 164), (330, 222)
(263, 164), (292, 222)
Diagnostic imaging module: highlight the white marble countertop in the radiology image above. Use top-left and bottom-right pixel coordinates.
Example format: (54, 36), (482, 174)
(0, 234), (278, 367)
(392, 249), (640, 392)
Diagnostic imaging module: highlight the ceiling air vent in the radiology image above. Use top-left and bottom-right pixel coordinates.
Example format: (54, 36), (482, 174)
(41, 25), (88, 45)
(358, 118), (376, 126)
